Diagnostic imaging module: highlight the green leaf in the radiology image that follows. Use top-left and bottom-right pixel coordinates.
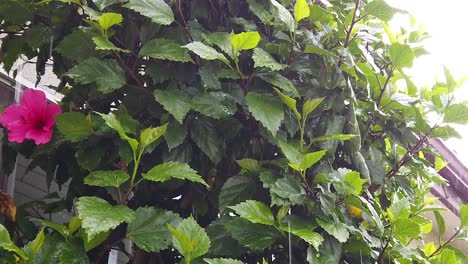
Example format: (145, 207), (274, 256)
(307, 235), (342, 264)
(30, 218), (68, 239)
(280, 215), (323, 250)
(394, 218), (421, 243)
(300, 150), (327, 170)
(191, 92), (236, 119)
(225, 218), (281, 250)
(276, 89), (301, 121)
(84, 170), (130, 188)
(123, 0), (174, 25)
(140, 124), (168, 150)
(444, 65), (456, 93)
(246, 92), (284, 136)
(139, 38), (193, 63)
(204, 258), (244, 264)
(28, 234), (64, 264)
(433, 211), (446, 236)
(98, 12), (122, 30)
(460, 204), (468, 226)
(230, 31), (261, 51)
(206, 218), (244, 258)
(26, 228), (45, 258)
(219, 176), (256, 212)
(60, 239), (90, 264)
(278, 140), (303, 166)
(190, 117), (225, 164)
(364, 0), (397, 21)
(440, 248), (457, 264)
(387, 43), (415, 69)
(168, 216), (211, 263)
(303, 45), (335, 57)
(76, 196), (135, 240)
(142, 161), (208, 186)
(154, 89), (191, 124)
(93, 0), (124, 10)
(432, 126), (462, 140)
(443, 104), (468, 124)
(270, 176), (307, 205)
(303, 97), (325, 119)
(202, 32), (232, 57)
(55, 112), (93, 142)
(56, 29), (96, 61)
(183, 42), (229, 64)
(92, 36), (128, 52)
(236, 158), (261, 172)
(164, 122), (187, 150)
(258, 72), (299, 97)
(253, 48), (287, 71)
(344, 171), (367, 195)
(99, 113), (139, 153)
(126, 207), (181, 252)
(310, 134), (356, 143)
(270, 0), (295, 32)
(66, 57), (126, 93)
(229, 200), (275, 225)
(294, 0), (310, 23)
(0, 224), (27, 260)
(316, 219), (349, 243)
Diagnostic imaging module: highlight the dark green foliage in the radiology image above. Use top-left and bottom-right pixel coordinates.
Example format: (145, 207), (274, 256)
(0, 0), (467, 263)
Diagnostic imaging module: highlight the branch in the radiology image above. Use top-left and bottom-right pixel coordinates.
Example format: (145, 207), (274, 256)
(343, 0), (361, 48)
(376, 237), (391, 264)
(429, 227), (462, 258)
(174, 0), (193, 42)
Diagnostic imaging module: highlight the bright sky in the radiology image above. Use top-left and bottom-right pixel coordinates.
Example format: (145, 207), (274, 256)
(386, 0), (468, 163)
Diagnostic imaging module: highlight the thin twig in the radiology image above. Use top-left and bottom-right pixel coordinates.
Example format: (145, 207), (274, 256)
(429, 227), (462, 257)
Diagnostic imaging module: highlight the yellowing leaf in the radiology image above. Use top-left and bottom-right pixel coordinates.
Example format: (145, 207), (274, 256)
(294, 0), (310, 23)
(231, 31), (261, 51)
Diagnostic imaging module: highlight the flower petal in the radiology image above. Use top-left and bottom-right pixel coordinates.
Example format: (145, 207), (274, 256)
(43, 103), (62, 129)
(0, 105), (24, 128)
(6, 121), (30, 143)
(25, 128), (53, 145)
(20, 89), (47, 116)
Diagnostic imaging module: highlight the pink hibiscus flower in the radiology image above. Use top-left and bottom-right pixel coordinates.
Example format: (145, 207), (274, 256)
(0, 89), (62, 144)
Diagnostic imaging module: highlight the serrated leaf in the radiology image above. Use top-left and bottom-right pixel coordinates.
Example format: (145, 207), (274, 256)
(126, 207), (181, 252)
(140, 124), (167, 150)
(164, 122), (187, 150)
(56, 29), (96, 61)
(253, 48), (287, 71)
(0, 224), (27, 260)
(270, 0), (295, 32)
(142, 161), (208, 186)
(60, 239), (90, 264)
(168, 216), (211, 262)
(278, 140), (303, 166)
(258, 72), (299, 97)
(230, 31), (261, 51)
(204, 258), (244, 264)
(440, 248), (457, 264)
(99, 113), (139, 153)
(316, 219), (349, 243)
(310, 134), (356, 143)
(443, 104), (468, 124)
(139, 38), (193, 63)
(432, 126), (461, 140)
(294, 0), (310, 23)
(84, 170), (129, 188)
(303, 97), (325, 119)
(184, 42), (229, 64)
(192, 92), (236, 119)
(201, 32), (232, 57)
(219, 176), (256, 212)
(280, 215), (322, 250)
(190, 117), (225, 164)
(154, 89), (191, 124)
(276, 89), (301, 121)
(388, 43), (415, 69)
(55, 112), (93, 142)
(344, 171), (367, 195)
(394, 218), (421, 243)
(76, 196), (135, 240)
(225, 218), (281, 250)
(66, 57), (126, 93)
(206, 218), (244, 258)
(123, 0), (174, 25)
(236, 158), (261, 172)
(300, 150), (327, 170)
(270, 176), (307, 205)
(229, 200), (275, 225)
(28, 234), (64, 264)
(92, 36), (128, 52)
(246, 92), (284, 136)
(98, 12), (122, 30)
(364, 0), (397, 21)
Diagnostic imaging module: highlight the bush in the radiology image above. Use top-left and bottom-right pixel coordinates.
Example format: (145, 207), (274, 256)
(0, 0), (467, 263)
